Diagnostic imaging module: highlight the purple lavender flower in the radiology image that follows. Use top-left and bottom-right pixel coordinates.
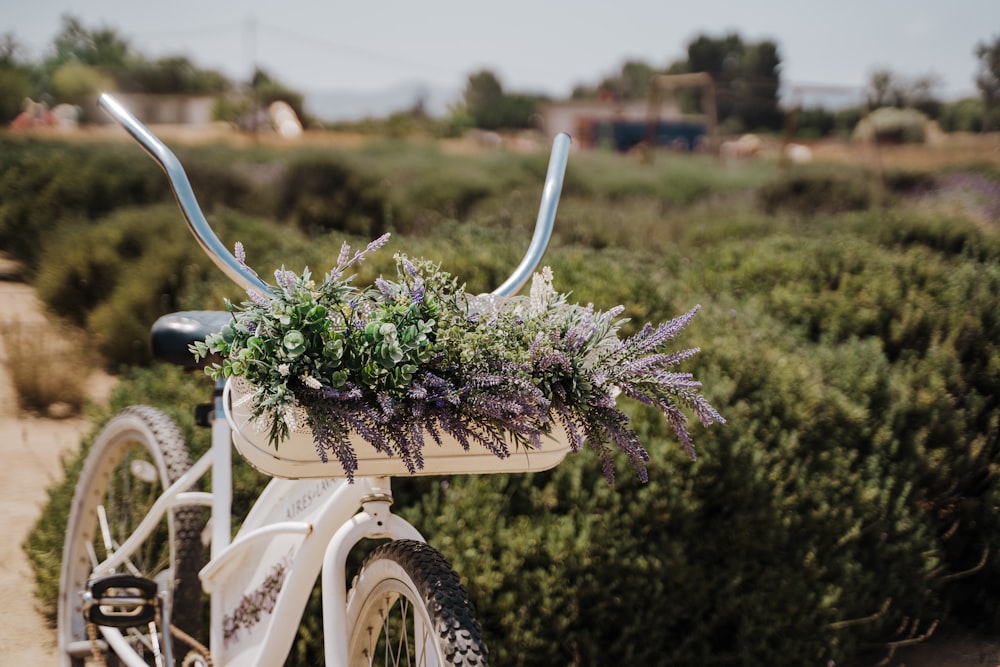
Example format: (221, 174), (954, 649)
(207, 240), (724, 485)
(409, 279), (425, 304)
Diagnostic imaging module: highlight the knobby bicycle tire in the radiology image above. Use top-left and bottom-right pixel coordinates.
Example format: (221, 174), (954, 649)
(58, 406), (204, 667)
(346, 539), (488, 667)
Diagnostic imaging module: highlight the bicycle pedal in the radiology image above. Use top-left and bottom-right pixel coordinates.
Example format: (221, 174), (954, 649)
(84, 574), (160, 629)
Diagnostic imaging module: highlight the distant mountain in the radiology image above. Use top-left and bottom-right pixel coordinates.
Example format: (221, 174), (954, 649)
(303, 81), (462, 122)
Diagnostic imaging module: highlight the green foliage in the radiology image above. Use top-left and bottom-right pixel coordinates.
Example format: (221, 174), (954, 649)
(976, 35), (1000, 131)
(118, 55), (230, 94)
(0, 64), (36, 123)
(939, 97), (986, 133)
(461, 68), (548, 130)
(0, 138), (168, 269)
(853, 107), (929, 144)
(463, 70), (504, 110)
(49, 61), (111, 102)
(34, 206), (215, 365)
(276, 154), (391, 237)
(757, 167), (873, 217)
(684, 32), (784, 132)
(13, 136), (1000, 666)
(470, 92), (546, 131)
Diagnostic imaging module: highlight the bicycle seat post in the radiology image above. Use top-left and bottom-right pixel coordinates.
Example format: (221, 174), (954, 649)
(211, 378), (232, 556)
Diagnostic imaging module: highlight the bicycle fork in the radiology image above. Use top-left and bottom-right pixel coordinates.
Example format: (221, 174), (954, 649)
(322, 477), (424, 667)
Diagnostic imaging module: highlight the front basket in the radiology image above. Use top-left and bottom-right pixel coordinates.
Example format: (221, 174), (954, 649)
(224, 379), (574, 479)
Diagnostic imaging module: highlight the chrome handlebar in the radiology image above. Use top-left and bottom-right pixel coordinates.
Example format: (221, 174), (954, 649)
(97, 93), (569, 299)
(98, 94), (273, 298)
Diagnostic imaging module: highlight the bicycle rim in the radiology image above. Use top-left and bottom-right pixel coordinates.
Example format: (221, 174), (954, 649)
(346, 539), (488, 667)
(58, 406), (203, 667)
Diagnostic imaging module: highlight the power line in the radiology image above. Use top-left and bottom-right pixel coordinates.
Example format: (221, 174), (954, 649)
(136, 23), (244, 40)
(133, 18), (463, 81)
(257, 21), (462, 79)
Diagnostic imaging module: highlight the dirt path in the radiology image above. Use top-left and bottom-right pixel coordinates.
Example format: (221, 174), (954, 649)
(0, 277), (113, 663)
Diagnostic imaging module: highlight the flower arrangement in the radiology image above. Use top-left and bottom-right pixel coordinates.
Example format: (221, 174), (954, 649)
(192, 234), (724, 483)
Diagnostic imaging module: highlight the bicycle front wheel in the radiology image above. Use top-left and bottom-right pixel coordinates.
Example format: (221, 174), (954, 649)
(58, 406), (204, 667)
(346, 539), (488, 667)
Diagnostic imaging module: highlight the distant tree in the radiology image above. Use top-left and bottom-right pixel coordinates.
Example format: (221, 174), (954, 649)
(463, 69), (503, 110)
(46, 14), (133, 71)
(49, 61), (112, 103)
(593, 60), (658, 101)
(0, 32), (38, 123)
(867, 69), (901, 108)
(41, 15), (232, 99)
(794, 107), (838, 139)
(939, 97), (984, 132)
(473, 92), (547, 130)
(741, 40), (783, 130)
(907, 74), (943, 118)
(570, 83), (598, 100)
(120, 55), (230, 95)
(685, 32), (784, 132)
(251, 67), (307, 124)
(0, 32), (28, 68)
(461, 69), (546, 130)
(975, 35), (1000, 131)
(866, 69), (942, 118)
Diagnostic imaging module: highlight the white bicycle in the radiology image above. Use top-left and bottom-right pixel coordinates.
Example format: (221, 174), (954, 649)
(58, 94), (571, 667)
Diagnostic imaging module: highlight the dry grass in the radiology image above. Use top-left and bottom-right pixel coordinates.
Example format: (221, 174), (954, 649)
(809, 131), (1000, 171)
(0, 321), (94, 417)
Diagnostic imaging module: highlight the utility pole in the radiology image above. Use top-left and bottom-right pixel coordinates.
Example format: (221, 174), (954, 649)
(245, 15), (259, 136)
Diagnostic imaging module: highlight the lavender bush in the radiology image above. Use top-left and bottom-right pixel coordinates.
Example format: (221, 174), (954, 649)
(192, 233), (723, 482)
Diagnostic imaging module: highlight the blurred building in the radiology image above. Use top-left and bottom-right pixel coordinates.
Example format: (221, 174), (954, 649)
(537, 99), (708, 152)
(86, 94), (216, 126)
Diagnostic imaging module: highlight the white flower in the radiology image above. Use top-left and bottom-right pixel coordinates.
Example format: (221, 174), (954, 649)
(278, 364), (290, 376)
(281, 406), (299, 432)
(467, 293), (502, 321)
(528, 267), (555, 317)
(302, 373), (323, 389)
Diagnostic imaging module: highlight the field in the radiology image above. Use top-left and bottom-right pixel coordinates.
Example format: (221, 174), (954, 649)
(4, 125), (1000, 666)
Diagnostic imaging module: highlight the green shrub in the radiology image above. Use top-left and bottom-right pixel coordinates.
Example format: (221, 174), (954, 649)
(177, 148), (262, 214)
(0, 67), (36, 124)
(34, 206), (215, 365)
(758, 168), (873, 217)
(0, 139), (169, 270)
(16, 135), (1000, 666)
(403, 280), (950, 666)
(276, 155), (392, 237)
(853, 107), (929, 144)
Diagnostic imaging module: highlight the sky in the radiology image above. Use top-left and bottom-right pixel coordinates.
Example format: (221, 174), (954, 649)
(6, 0), (998, 106)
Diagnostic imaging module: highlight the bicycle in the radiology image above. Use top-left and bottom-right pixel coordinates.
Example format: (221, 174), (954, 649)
(57, 94), (572, 667)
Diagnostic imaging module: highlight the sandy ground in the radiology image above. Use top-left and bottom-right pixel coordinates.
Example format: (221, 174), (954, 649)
(0, 265), (997, 665)
(0, 275), (114, 664)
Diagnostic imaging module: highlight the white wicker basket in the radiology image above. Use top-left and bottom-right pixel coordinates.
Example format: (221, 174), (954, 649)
(224, 379), (574, 479)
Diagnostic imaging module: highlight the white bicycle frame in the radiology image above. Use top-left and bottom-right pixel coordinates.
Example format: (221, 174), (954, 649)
(92, 393), (424, 667)
(92, 93), (571, 666)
